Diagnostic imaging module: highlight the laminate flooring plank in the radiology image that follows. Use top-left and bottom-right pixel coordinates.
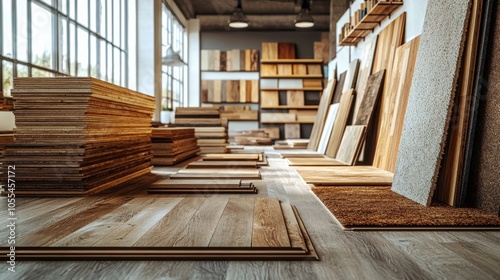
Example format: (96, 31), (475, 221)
(17, 194), (138, 246)
(209, 198), (255, 247)
(51, 196), (158, 247)
(190, 261), (230, 280)
(95, 197), (184, 247)
(252, 198), (291, 248)
(280, 203), (307, 250)
(441, 242), (500, 278)
(173, 197), (229, 247)
(134, 197), (206, 247)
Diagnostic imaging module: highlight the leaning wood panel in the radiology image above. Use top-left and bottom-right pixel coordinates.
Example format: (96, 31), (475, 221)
(335, 125), (367, 165)
(325, 89), (355, 158)
(308, 79), (336, 151)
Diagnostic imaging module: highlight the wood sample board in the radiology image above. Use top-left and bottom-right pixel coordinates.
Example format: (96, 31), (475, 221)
(295, 166), (394, 186)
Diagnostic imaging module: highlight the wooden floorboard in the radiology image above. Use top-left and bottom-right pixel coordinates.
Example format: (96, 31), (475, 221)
(209, 198), (255, 247)
(0, 149), (499, 278)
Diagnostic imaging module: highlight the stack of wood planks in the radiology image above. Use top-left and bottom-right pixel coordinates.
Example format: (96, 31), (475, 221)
(174, 107), (228, 154)
(151, 128), (200, 166)
(0, 97), (14, 111)
(2, 77), (155, 195)
(200, 49), (259, 72)
(219, 105), (258, 121)
(231, 129), (274, 146)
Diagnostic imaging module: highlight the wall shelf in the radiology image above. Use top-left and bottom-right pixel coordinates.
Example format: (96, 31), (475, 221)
(339, 1), (404, 47)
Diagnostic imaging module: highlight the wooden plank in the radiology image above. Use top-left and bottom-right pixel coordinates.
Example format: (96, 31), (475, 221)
(287, 157), (346, 166)
(286, 91), (304, 106)
(209, 198), (255, 247)
(342, 59), (360, 93)
(213, 80), (222, 103)
(251, 80), (259, 103)
(262, 42), (278, 59)
(277, 64), (293, 75)
(284, 124), (301, 139)
(250, 49), (259, 71)
(245, 49), (251, 71)
(278, 43), (296, 59)
(336, 125), (367, 165)
(280, 203), (307, 250)
(308, 79), (336, 151)
(170, 173), (260, 180)
(295, 165), (393, 186)
(172, 198), (229, 247)
(313, 41), (328, 63)
(150, 179), (242, 189)
(261, 91), (280, 107)
(186, 161), (258, 169)
(261, 113), (295, 122)
(307, 65), (323, 75)
(293, 64), (308, 75)
(261, 64), (277, 76)
(202, 153), (261, 161)
(201, 50), (209, 71)
(239, 80), (247, 102)
(325, 89), (355, 157)
(252, 198), (291, 247)
(231, 50), (240, 71)
(353, 37), (378, 124)
(317, 104), (340, 154)
(332, 71), (347, 103)
(213, 50), (220, 71)
(354, 69), (385, 126)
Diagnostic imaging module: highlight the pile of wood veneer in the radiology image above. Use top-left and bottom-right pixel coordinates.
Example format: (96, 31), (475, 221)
(174, 107), (228, 154)
(151, 128), (199, 165)
(2, 77), (155, 195)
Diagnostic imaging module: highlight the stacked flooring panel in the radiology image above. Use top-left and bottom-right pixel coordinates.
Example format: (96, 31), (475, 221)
(175, 107), (228, 154)
(3, 77), (155, 195)
(151, 128), (200, 165)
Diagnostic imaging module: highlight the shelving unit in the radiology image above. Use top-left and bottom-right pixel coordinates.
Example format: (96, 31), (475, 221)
(259, 58), (324, 140)
(339, 1), (404, 46)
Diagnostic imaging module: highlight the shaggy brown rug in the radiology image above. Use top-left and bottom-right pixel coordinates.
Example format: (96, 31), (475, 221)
(312, 187), (500, 230)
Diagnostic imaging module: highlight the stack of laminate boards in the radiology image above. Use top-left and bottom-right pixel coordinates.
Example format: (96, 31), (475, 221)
(201, 49), (259, 71)
(175, 107), (228, 154)
(2, 77), (155, 195)
(151, 128), (200, 165)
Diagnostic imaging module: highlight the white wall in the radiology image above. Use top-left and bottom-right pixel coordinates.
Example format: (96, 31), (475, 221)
(333, 0), (429, 75)
(188, 19), (201, 107)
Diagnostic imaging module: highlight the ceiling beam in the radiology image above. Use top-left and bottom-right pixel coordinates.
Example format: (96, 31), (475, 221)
(172, 0), (196, 19)
(197, 14), (329, 31)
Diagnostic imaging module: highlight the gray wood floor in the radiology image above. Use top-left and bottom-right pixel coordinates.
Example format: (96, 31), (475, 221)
(1, 148), (499, 280)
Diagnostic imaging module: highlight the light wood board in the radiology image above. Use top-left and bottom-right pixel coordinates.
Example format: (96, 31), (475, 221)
(325, 89), (355, 158)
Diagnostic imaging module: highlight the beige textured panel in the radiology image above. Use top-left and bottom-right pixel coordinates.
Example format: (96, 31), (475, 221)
(261, 113), (295, 122)
(392, 0), (471, 206)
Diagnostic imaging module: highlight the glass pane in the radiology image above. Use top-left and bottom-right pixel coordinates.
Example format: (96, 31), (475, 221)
(32, 68), (54, 77)
(161, 73), (168, 110)
(59, 17), (68, 74)
(77, 0), (88, 27)
(59, 0), (67, 14)
(41, 0), (53, 6)
(99, 40), (107, 80)
(17, 64), (29, 77)
(2, 0), (13, 57)
(69, 22), (76, 75)
(121, 0), (125, 48)
(107, 0), (113, 41)
(107, 44), (113, 83)
(113, 0), (120, 46)
(90, 0), (97, 31)
(31, 3), (53, 69)
(17, 0), (28, 61)
(2, 61), (13, 97)
(69, 0), (76, 19)
(90, 34), (97, 77)
(114, 47), (120, 85)
(97, 0), (105, 35)
(77, 28), (89, 76)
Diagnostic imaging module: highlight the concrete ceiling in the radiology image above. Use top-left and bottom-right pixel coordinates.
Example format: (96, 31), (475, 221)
(173, 0), (333, 31)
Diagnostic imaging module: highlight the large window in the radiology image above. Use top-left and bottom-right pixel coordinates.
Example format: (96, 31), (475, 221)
(161, 1), (186, 111)
(1, 0), (128, 97)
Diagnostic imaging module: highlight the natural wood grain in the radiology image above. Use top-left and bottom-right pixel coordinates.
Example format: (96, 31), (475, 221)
(262, 42), (278, 60)
(325, 89), (355, 157)
(295, 165), (393, 185)
(332, 71), (347, 103)
(354, 69), (385, 126)
(342, 59), (360, 93)
(150, 179), (242, 189)
(252, 198), (291, 247)
(281, 203), (307, 250)
(287, 157), (346, 166)
(261, 91), (279, 107)
(251, 80), (259, 103)
(293, 64), (308, 75)
(336, 125), (367, 165)
(186, 161), (258, 169)
(286, 91), (304, 106)
(209, 198), (255, 247)
(277, 64), (293, 75)
(278, 43), (296, 59)
(353, 37), (378, 124)
(261, 113), (296, 122)
(317, 104), (340, 154)
(308, 80), (336, 151)
(284, 124), (301, 139)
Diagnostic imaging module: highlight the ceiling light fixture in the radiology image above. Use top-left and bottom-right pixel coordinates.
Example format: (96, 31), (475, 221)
(162, 46), (186, 66)
(295, 0), (314, 28)
(228, 0), (249, 28)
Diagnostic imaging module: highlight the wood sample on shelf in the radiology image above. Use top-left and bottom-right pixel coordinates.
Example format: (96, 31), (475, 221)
(220, 105), (258, 121)
(314, 41), (328, 64)
(295, 166), (393, 186)
(261, 91), (280, 107)
(213, 50), (220, 71)
(231, 129), (273, 145)
(277, 64), (293, 75)
(353, 37), (378, 123)
(262, 42), (279, 59)
(293, 64), (308, 75)
(201, 50), (209, 71)
(302, 79), (322, 88)
(278, 43), (296, 59)
(201, 80), (258, 103)
(308, 79), (336, 151)
(307, 64), (323, 75)
(261, 113), (296, 123)
(292, 110), (317, 122)
(261, 64), (278, 76)
(285, 124), (301, 139)
(220, 51), (227, 71)
(325, 89), (355, 158)
(202, 153), (261, 161)
(2, 77), (155, 195)
(286, 91), (305, 106)
(279, 79), (303, 89)
(250, 49), (259, 71)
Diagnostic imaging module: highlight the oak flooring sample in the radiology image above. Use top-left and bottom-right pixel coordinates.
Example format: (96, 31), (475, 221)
(261, 91), (279, 107)
(293, 64), (308, 75)
(250, 80), (259, 102)
(277, 64), (293, 75)
(201, 50), (209, 71)
(285, 124), (301, 139)
(213, 50), (220, 71)
(354, 69), (385, 126)
(295, 166), (393, 186)
(278, 43), (296, 59)
(286, 91), (304, 106)
(261, 113), (295, 122)
(307, 65), (323, 75)
(252, 198), (291, 247)
(336, 125), (366, 165)
(392, 0), (471, 206)
(250, 49), (259, 71)
(261, 64), (277, 76)
(353, 37), (378, 123)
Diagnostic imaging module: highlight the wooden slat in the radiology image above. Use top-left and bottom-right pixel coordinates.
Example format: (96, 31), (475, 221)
(342, 59), (360, 93)
(186, 161), (258, 169)
(325, 89), (355, 157)
(336, 125), (367, 165)
(308, 79), (336, 151)
(209, 198), (255, 247)
(252, 198), (291, 247)
(280, 203), (307, 250)
(353, 37), (378, 124)
(150, 179), (242, 189)
(295, 166), (393, 186)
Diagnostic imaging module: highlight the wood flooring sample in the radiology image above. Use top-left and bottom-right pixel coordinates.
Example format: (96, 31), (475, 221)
(261, 91), (279, 107)
(278, 43), (296, 59)
(262, 42), (278, 59)
(285, 124), (301, 139)
(286, 91), (304, 106)
(293, 64), (308, 75)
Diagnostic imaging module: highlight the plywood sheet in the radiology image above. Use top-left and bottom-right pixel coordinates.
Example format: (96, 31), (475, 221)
(295, 166), (393, 186)
(336, 125), (366, 165)
(392, 0), (471, 206)
(317, 104), (340, 154)
(285, 124), (301, 139)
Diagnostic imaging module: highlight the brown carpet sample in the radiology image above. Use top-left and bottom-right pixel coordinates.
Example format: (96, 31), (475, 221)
(313, 187), (500, 229)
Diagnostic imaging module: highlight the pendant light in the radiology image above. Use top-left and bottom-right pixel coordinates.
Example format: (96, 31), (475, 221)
(162, 46), (186, 66)
(228, 0), (249, 28)
(295, 0), (314, 28)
